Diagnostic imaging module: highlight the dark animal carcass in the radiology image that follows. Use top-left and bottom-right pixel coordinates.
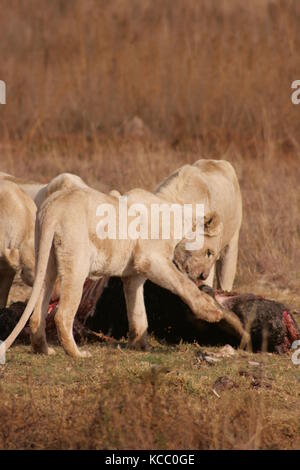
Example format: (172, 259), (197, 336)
(0, 302), (30, 343)
(88, 278), (300, 353)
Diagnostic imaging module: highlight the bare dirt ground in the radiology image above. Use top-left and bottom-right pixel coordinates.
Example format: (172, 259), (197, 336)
(1, 0), (300, 449)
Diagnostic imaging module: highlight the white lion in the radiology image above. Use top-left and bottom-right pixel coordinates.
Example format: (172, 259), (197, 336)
(0, 180), (36, 307)
(156, 159), (242, 291)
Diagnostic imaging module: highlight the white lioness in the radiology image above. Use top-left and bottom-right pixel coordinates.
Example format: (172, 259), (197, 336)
(0, 173), (90, 306)
(4, 185), (248, 358)
(0, 180), (36, 307)
(155, 159), (242, 291)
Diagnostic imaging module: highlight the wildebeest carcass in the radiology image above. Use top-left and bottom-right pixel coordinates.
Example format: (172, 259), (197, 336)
(88, 278), (300, 353)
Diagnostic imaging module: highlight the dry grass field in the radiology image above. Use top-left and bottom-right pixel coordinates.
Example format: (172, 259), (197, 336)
(0, 0), (300, 449)
(1, 342), (300, 450)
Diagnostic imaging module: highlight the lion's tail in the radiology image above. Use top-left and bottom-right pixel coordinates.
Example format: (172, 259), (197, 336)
(4, 220), (56, 352)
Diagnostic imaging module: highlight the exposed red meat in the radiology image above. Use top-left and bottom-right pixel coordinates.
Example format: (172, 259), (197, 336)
(282, 310), (300, 346)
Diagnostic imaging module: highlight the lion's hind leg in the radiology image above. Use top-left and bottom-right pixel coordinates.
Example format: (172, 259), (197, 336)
(30, 247), (57, 355)
(54, 256), (90, 358)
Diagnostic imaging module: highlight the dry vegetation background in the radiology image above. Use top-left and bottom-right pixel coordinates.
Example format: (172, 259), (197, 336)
(0, 0), (300, 450)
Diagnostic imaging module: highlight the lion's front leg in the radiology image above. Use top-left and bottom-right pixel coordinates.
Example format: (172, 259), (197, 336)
(122, 275), (148, 350)
(145, 256), (249, 345)
(139, 255), (224, 323)
(205, 264), (215, 288)
(216, 230), (239, 291)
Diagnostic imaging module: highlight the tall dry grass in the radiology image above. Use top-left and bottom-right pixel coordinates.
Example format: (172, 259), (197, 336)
(0, 0), (300, 143)
(0, 0), (299, 299)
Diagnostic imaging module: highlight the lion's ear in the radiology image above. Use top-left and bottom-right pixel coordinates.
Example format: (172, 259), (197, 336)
(204, 211), (223, 237)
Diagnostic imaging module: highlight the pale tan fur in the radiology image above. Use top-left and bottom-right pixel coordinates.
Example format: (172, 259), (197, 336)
(4, 184), (248, 358)
(33, 173), (89, 208)
(156, 159), (243, 291)
(0, 180), (36, 307)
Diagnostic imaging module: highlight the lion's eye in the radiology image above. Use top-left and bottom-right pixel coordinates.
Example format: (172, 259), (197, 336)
(207, 249), (213, 258)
